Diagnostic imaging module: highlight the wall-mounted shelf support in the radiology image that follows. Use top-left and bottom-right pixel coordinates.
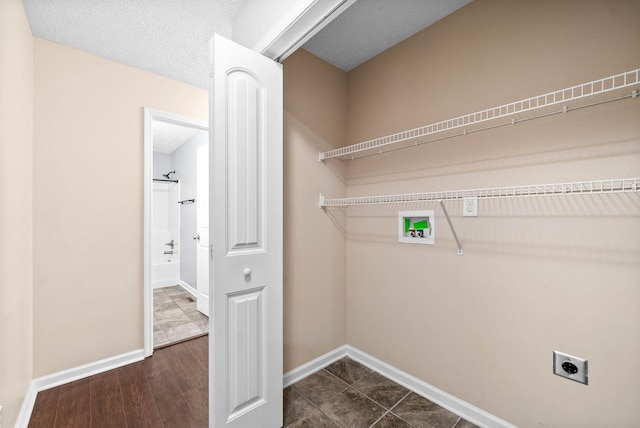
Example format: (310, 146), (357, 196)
(439, 200), (463, 255)
(318, 68), (640, 161)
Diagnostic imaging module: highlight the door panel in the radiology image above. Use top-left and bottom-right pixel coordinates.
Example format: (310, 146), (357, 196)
(226, 70), (264, 253)
(210, 34), (283, 428)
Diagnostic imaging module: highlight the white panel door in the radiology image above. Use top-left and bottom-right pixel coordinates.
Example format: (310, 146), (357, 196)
(196, 142), (210, 316)
(210, 34), (283, 428)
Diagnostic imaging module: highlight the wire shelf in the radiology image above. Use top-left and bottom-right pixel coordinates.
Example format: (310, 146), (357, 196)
(319, 68), (640, 161)
(319, 178), (639, 208)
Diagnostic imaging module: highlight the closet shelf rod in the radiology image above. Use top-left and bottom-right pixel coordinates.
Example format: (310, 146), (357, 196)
(319, 68), (640, 161)
(319, 178), (639, 208)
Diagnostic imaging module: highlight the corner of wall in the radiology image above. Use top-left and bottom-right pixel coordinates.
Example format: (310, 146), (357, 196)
(0, 0), (34, 426)
(282, 48), (348, 371)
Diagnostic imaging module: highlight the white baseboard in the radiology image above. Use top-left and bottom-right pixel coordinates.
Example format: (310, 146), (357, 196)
(15, 382), (37, 428)
(283, 345), (349, 388)
(178, 280), (197, 297)
(284, 345), (516, 428)
(16, 349), (145, 428)
(153, 278), (180, 289)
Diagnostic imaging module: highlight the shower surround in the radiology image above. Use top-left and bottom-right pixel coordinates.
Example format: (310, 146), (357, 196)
(152, 180), (180, 288)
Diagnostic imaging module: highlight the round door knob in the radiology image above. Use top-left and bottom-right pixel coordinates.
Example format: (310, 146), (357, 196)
(243, 268), (251, 276)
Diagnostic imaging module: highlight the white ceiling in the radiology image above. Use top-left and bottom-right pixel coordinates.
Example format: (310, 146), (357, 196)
(22, 0), (248, 89)
(303, 0), (472, 71)
(153, 121), (202, 154)
(23, 0), (473, 89)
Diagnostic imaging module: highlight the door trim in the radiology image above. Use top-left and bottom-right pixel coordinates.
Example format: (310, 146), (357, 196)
(253, 0), (356, 62)
(143, 107), (208, 357)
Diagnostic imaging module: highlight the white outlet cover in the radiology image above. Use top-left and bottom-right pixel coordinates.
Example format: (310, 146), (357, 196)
(553, 350), (588, 385)
(463, 197), (478, 217)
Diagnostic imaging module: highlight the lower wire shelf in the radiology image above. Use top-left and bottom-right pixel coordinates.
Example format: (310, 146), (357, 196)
(320, 177), (639, 256)
(320, 178), (639, 208)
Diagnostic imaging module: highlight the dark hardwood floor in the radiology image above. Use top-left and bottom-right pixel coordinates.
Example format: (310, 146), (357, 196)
(28, 336), (208, 428)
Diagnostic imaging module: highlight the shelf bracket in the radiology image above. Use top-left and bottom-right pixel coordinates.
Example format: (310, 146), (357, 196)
(439, 200), (463, 255)
(319, 194), (325, 209)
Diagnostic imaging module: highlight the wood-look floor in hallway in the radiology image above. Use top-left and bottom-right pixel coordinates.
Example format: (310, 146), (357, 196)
(28, 336), (208, 428)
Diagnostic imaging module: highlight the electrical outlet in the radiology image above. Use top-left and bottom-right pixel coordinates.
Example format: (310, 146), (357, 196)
(553, 350), (588, 385)
(463, 197), (477, 217)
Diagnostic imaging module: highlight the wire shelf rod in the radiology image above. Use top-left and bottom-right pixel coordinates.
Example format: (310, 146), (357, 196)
(319, 178), (639, 208)
(319, 68), (640, 161)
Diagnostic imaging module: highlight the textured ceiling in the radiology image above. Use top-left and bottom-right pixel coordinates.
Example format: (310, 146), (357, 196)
(153, 121), (203, 154)
(22, 0), (473, 89)
(22, 0), (248, 89)
(304, 0), (473, 71)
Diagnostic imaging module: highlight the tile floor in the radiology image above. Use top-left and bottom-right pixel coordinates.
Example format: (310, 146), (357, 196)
(284, 357), (478, 428)
(153, 285), (209, 348)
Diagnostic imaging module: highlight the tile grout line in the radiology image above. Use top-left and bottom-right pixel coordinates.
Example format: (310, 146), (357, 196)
(364, 387), (411, 427)
(287, 382), (341, 428)
(379, 390), (415, 428)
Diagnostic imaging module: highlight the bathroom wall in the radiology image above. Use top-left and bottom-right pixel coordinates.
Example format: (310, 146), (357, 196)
(342, 0), (640, 426)
(153, 152), (171, 180)
(282, 48), (348, 371)
(0, 0), (33, 425)
(33, 38), (208, 377)
(170, 130), (208, 289)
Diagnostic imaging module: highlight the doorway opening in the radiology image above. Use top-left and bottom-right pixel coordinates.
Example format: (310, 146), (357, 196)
(144, 108), (209, 355)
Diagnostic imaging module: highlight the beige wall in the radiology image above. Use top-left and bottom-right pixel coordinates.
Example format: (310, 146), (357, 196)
(342, 0), (640, 426)
(0, 0), (34, 425)
(33, 38), (208, 376)
(282, 49), (347, 371)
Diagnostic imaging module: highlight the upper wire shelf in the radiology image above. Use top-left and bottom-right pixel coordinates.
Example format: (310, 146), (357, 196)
(319, 68), (640, 161)
(319, 178), (639, 208)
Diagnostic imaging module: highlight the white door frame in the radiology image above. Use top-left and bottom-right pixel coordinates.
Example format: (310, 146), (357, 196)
(143, 108), (208, 357)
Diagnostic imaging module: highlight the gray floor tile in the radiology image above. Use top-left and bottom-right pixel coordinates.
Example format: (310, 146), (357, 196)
(293, 370), (349, 406)
(353, 370), (410, 409)
(173, 295), (197, 307)
(194, 318), (209, 332)
(372, 413), (413, 427)
(154, 301), (179, 312)
(164, 322), (203, 342)
(153, 330), (169, 347)
(284, 387), (337, 427)
(153, 294), (174, 305)
(186, 309), (208, 322)
(325, 357), (373, 385)
(154, 306), (187, 320)
(153, 285), (209, 348)
(285, 362), (474, 428)
(392, 393), (459, 428)
(320, 388), (386, 428)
